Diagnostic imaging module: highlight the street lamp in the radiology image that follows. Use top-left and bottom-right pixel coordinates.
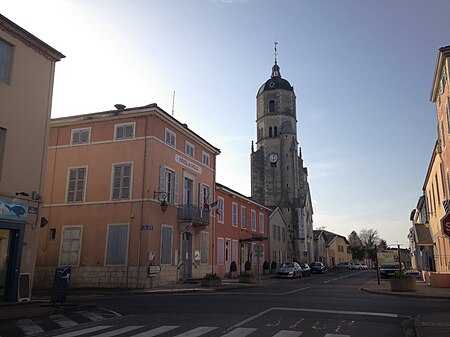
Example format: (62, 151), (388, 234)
(154, 191), (168, 213)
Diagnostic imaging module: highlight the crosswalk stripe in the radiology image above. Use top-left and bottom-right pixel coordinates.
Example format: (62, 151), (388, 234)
(272, 331), (304, 337)
(173, 326), (218, 337)
(324, 334), (350, 337)
(81, 311), (109, 322)
(53, 325), (112, 337)
(94, 325), (144, 337)
(49, 314), (79, 328)
(16, 319), (45, 336)
(130, 325), (180, 337)
(221, 327), (257, 336)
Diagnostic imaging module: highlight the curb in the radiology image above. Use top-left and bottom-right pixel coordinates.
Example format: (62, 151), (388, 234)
(360, 287), (450, 300)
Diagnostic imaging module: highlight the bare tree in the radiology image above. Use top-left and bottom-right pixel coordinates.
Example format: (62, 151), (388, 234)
(348, 231), (364, 260)
(359, 228), (381, 260)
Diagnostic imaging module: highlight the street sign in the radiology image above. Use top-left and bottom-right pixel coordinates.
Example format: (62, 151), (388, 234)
(303, 251), (308, 256)
(141, 225), (154, 231)
(441, 212), (450, 239)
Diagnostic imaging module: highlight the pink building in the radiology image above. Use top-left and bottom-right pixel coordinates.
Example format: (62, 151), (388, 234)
(214, 183), (270, 278)
(34, 104), (220, 289)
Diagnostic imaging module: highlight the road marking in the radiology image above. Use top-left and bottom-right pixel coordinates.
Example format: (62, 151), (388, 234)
(131, 325), (180, 336)
(223, 308), (274, 333)
(282, 287), (310, 295)
(53, 325), (112, 337)
(271, 307), (399, 318)
(172, 326), (217, 336)
(48, 314), (78, 328)
(81, 311), (108, 321)
(16, 319), (45, 336)
(221, 327), (257, 336)
(94, 326), (144, 337)
(272, 330), (304, 336)
(324, 280), (331, 283)
(324, 334), (350, 337)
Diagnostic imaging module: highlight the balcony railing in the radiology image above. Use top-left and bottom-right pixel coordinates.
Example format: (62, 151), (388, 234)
(178, 205), (210, 225)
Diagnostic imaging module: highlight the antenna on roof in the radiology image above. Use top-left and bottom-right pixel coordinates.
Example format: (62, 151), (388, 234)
(171, 90), (175, 116)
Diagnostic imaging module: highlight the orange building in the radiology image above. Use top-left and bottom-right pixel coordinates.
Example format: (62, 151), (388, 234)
(214, 183), (271, 278)
(34, 104), (220, 289)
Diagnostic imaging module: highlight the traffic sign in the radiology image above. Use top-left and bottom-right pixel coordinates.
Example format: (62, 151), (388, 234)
(441, 212), (450, 239)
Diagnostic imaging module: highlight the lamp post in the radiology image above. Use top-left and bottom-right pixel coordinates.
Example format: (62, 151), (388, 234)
(153, 191), (168, 213)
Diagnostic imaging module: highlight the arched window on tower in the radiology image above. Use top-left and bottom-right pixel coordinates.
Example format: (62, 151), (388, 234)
(269, 127), (273, 137)
(274, 126), (278, 137)
(269, 100), (275, 113)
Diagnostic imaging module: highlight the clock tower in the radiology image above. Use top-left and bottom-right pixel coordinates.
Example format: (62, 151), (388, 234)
(251, 47), (314, 262)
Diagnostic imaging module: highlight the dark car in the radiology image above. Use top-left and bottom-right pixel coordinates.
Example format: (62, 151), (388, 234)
(379, 263), (404, 279)
(310, 261), (325, 274)
(299, 263), (311, 277)
(277, 262), (303, 278)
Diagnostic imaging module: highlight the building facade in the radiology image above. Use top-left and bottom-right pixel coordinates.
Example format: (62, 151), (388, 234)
(214, 183), (270, 278)
(429, 45), (450, 274)
(313, 230), (351, 268)
(251, 57), (314, 263)
(269, 207), (289, 266)
(34, 104), (220, 289)
(0, 15), (64, 301)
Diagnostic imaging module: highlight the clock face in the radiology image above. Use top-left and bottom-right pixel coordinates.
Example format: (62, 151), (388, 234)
(269, 153), (278, 163)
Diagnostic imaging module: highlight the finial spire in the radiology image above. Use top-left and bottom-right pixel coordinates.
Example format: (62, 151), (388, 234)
(274, 41), (278, 65)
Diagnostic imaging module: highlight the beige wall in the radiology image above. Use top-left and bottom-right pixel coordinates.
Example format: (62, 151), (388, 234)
(0, 16), (63, 299)
(327, 236), (352, 267)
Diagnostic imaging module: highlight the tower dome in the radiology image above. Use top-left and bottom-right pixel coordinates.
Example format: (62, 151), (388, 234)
(257, 62), (294, 96)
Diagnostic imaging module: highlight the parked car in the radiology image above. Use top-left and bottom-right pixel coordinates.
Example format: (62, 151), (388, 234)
(379, 263), (404, 279)
(299, 263), (311, 277)
(310, 261), (325, 274)
(352, 262), (364, 270)
(335, 262), (352, 270)
(361, 263), (368, 270)
(277, 262), (303, 278)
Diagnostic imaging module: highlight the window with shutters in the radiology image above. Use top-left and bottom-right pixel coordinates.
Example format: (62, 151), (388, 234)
(0, 39), (12, 84)
(232, 202), (238, 227)
(201, 232), (208, 263)
(165, 128), (176, 147)
(114, 123), (135, 140)
(185, 141), (195, 157)
(259, 212), (265, 233)
(159, 166), (178, 204)
(217, 237), (224, 265)
(105, 224), (129, 265)
(218, 197), (224, 223)
(241, 206), (247, 229)
(71, 128), (91, 145)
(161, 226), (173, 264)
(60, 226), (82, 266)
(112, 163), (132, 200)
(199, 184), (210, 207)
(251, 210), (256, 231)
(67, 167), (87, 203)
(202, 151), (210, 167)
(232, 240), (238, 264)
(272, 225), (277, 240)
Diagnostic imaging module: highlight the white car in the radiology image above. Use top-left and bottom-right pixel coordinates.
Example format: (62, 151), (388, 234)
(352, 262), (364, 270)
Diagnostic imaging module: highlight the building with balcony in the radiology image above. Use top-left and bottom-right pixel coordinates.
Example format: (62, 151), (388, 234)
(214, 183), (270, 278)
(0, 15), (64, 301)
(33, 104), (220, 289)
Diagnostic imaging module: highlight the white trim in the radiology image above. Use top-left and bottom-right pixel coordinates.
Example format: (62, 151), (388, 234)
(70, 127), (91, 145)
(218, 197), (225, 223)
(104, 223), (130, 266)
(232, 202), (238, 227)
(165, 127), (176, 148)
(241, 206), (247, 229)
(202, 151), (210, 167)
(185, 140), (195, 158)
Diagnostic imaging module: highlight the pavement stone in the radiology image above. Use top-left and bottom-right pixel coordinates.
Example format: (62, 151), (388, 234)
(0, 275), (449, 337)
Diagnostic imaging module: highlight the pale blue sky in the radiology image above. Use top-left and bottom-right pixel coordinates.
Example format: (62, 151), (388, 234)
(4, 0), (449, 246)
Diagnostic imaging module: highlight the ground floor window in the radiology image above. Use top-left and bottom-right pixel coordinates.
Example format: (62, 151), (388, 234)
(106, 224), (129, 265)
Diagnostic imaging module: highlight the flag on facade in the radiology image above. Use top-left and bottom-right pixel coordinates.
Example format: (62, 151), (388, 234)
(443, 199), (450, 214)
(210, 200), (218, 208)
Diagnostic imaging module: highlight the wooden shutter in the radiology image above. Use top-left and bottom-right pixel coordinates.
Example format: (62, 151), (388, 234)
(106, 225), (128, 265)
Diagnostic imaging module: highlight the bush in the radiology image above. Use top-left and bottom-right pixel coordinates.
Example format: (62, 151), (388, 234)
(271, 261), (277, 270)
(230, 261), (237, 272)
(263, 261), (270, 270)
(244, 260), (252, 271)
(391, 272), (414, 279)
(203, 273), (220, 280)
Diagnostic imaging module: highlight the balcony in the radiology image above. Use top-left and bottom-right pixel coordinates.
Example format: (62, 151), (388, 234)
(177, 204), (210, 226)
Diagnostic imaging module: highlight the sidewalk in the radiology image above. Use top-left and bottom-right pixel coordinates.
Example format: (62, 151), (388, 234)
(361, 278), (450, 337)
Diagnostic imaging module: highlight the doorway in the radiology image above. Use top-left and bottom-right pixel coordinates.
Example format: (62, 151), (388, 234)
(0, 229), (13, 301)
(181, 232), (193, 280)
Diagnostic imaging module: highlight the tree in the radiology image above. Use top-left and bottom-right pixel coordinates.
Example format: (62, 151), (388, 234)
(359, 228), (381, 260)
(378, 239), (388, 250)
(348, 231), (364, 260)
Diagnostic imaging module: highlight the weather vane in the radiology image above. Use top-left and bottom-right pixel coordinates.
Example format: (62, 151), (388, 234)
(274, 41), (278, 64)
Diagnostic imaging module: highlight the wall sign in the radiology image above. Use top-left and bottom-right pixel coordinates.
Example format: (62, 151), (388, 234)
(175, 154), (202, 174)
(0, 199), (28, 222)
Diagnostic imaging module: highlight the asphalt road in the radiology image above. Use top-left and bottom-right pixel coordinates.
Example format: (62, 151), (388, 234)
(36, 270), (450, 337)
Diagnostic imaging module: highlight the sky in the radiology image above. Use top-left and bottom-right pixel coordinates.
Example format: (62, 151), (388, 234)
(3, 0), (449, 247)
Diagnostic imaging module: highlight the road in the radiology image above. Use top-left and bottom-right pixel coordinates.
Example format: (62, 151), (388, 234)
(4, 270), (450, 336)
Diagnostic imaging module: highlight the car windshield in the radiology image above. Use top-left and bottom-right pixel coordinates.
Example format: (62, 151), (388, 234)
(380, 264), (399, 269)
(281, 262), (294, 267)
